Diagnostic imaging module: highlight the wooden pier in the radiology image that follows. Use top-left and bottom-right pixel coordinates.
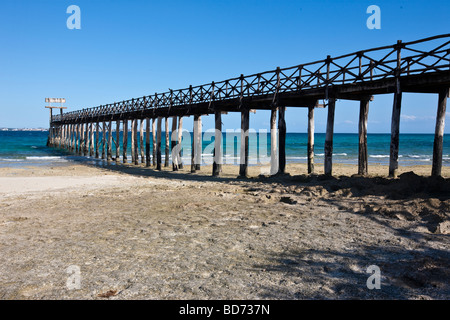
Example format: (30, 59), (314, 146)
(48, 34), (450, 177)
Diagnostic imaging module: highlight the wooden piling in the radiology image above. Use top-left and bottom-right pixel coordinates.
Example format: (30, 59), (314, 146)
(116, 120), (120, 163)
(152, 118), (157, 166)
(131, 119), (136, 164)
(324, 99), (336, 176)
(85, 124), (89, 155)
(90, 123), (94, 157)
(307, 106), (315, 174)
(389, 91), (402, 178)
(358, 99), (370, 176)
(165, 117), (170, 167)
(75, 124), (79, 154)
(191, 115), (196, 173)
(212, 111), (222, 176)
(156, 117), (162, 170)
(101, 121), (106, 159)
(145, 118), (150, 167)
(432, 88), (448, 176)
(278, 106), (286, 174)
(107, 120), (113, 162)
(172, 116), (179, 171)
(195, 116), (202, 171)
(140, 119), (145, 164)
(177, 117), (184, 169)
(95, 122), (100, 158)
(239, 109), (250, 177)
(133, 119), (138, 165)
(270, 108), (278, 175)
(123, 120), (128, 164)
(80, 123), (85, 156)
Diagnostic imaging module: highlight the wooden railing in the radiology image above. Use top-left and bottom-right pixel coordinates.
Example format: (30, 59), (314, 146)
(53, 34), (450, 123)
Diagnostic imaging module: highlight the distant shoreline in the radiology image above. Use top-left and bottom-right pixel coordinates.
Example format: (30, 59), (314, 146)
(0, 128), (48, 132)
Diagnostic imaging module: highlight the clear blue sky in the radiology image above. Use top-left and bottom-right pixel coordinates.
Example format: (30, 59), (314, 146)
(0, 0), (448, 133)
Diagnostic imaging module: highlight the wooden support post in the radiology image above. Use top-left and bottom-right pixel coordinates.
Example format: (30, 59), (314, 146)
(140, 119), (145, 163)
(133, 119), (138, 165)
(195, 116), (202, 171)
(212, 111), (222, 176)
(191, 115), (196, 173)
(70, 125), (73, 151)
(177, 117), (184, 169)
(80, 123), (85, 155)
(358, 99), (370, 176)
(389, 41), (403, 178)
(75, 124), (79, 154)
(84, 122), (89, 156)
(172, 116), (179, 171)
(278, 106), (286, 174)
(307, 106), (315, 174)
(107, 120), (113, 162)
(152, 118), (157, 166)
(156, 117), (162, 170)
(145, 118), (151, 167)
(123, 120), (128, 164)
(389, 91), (402, 178)
(95, 122), (100, 158)
(270, 108), (278, 175)
(59, 125), (63, 148)
(101, 121), (106, 159)
(165, 117), (170, 167)
(116, 120), (120, 163)
(239, 109), (250, 177)
(85, 123), (90, 155)
(432, 88), (448, 177)
(131, 119), (136, 164)
(324, 99), (336, 176)
(90, 123), (94, 157)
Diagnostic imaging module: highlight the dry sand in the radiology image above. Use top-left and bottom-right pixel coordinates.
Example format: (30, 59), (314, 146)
(0, 161), (449, 300)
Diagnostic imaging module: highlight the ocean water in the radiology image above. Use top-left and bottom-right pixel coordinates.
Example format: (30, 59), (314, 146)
(0, 131), (449, 168)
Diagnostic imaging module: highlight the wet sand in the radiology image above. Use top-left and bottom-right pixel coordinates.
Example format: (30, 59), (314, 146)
(0, 162), (449, 299)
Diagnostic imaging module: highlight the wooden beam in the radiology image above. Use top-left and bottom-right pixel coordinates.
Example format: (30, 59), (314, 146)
(358, 99), (370, 176)
(116, 120), (120, 163)
(278, 106), (286, 174)
(165, 117), (170, 167)
(95, 122), (99, 158)
(156, 117), (162, 170)
(172, 116), (179, 171)
(432, 88), (448, 176)
(107, 120), (113, 162)
(191, 115), (197, 173)
(195, 116), (202, 171)
(101, 122), (106, 159)
(122, 120), (128, 164)
(389, 90), (402, 178)
(133, 118), (138, 165)
(85, 123), (89, 156)
(152, 118), (157, 167)
(307, 106), (315, 174)
(177, 117), (184, 169)
(239, 109), (250, 177)
(270, 108), (278, 175)
(146, 118), (151, 167)
(324, 99), (336, 176)
(212, 111), (222, 176)
(140, 119), (145, 164)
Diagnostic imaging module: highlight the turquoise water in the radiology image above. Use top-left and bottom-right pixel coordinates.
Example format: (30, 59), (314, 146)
(0, 131), (449, 168)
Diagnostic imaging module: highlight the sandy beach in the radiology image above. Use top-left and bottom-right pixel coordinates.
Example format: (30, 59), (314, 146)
(0, 161), (449, 300)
